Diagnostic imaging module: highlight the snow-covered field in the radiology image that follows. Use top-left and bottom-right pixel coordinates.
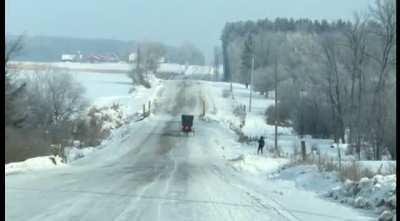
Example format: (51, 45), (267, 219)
(15, 68), (163, 115)
(8, 61), (218, 76)
(5, 65), (390, 220)
(8, 61), (133, 72)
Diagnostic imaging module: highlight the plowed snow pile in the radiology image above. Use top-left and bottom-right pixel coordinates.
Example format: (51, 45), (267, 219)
(5, 156), (66, 175)
(227, 154), (288, 175)
(274, 164), (396, 221)
(327, 175), (396, 220)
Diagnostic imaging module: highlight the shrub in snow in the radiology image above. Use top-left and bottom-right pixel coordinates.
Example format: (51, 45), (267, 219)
(291, 97), (333, 139)
(342, 179), (362, 197)
(379, 210), (394, 221)
(359, 177), (372, 188)
(64, 146), (95, 162)
(74, 103), (127, 146)
(127, 68), (152, 89)
(72, 140), (80, 148)
(6, 69), (89, 163)
(89, 104), (126, 130)
(327, 174), (396, 217)
(354, 196), (370, 208)
(265, 104), (291, 127)
(233, 104), (246, 124)
(338, 160), (374, 182)
(319, 157), (338, 172)
(388, 195), (396, 208)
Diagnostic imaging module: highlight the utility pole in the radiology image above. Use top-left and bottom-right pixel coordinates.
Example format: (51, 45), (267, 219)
(274, 56), (278, 153)
(136, 46), (141, 73)
(230, 78), (234, 99)
(214, 46), (220, 82)
(249, 55), (254, 112)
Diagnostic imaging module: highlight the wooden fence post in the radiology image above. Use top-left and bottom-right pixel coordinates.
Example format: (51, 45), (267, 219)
(301, 140), (306, 161)
(318, 150), (321, 168)
(337, 145), (342, 170)
(201, 98), (206, 117)
(148, 101), (151, 113)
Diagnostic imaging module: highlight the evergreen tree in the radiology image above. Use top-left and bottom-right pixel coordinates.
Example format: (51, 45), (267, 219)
(240, 33), (254, 88)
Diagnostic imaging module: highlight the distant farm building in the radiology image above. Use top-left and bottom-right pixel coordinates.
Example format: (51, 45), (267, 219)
(61, 51), (82, 62)
(61, 54), (77, 62)
(81, 53), (120, 63)
(158, 57), (166, 63)
(128, 53), (137, 63)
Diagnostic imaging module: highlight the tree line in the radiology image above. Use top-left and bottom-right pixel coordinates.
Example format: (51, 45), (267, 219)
(6, 35), (206, 65)
(220, 0), (396, 160)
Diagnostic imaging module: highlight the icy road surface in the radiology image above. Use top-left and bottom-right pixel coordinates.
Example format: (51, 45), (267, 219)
(5, 79), (374, 221)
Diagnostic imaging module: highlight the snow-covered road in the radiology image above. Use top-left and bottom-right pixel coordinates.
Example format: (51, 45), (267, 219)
(5, 80), (374, 221)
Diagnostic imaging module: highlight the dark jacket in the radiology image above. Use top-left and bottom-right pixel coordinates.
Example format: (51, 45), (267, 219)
(258, 137), (265, 147)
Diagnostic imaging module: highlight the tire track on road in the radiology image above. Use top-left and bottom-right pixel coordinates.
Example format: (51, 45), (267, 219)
(157, 149), (178, 221)
(208, 163), (299, 221)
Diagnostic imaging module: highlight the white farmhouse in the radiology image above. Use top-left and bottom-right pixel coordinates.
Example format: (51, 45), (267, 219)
(158, 57), (166, 63)
(61, 54), (76, 62)
(128, 53), (137, 63)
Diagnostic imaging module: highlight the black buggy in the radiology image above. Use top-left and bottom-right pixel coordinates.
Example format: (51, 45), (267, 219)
(181, 114), (194, 136)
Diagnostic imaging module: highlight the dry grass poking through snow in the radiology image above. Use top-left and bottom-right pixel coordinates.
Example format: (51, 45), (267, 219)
(337, 161), (375, 182)
(286, 153), (380, 182)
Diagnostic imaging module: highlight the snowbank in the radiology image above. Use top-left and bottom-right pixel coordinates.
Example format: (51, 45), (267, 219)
(273, 164), (396, 220)
(64, 147), (96, 162)
(227, 154), (288, 175)
(273, 165), (340, 194)
(88, 104), (128, 131)
(5, 156), (66, 175)
(326, 174), (396, 219)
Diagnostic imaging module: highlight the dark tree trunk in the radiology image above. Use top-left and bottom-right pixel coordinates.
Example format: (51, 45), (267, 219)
(222, 40), (231, 82)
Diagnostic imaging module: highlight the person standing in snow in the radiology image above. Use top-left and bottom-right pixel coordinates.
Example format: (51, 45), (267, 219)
(257, 136), (265, 155)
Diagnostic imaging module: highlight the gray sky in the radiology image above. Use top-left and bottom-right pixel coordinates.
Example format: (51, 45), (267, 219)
(6, 0), (373, 63)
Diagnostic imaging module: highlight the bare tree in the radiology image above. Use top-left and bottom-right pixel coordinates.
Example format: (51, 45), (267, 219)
(319, 33), (346, 143)
(127, 46), (150, 88)
(25, 67), (88, 129)
(213, 46), (221, 81)
(341, 13), (369, 159)
(5, 35), (26, 127)
(367, 0), (396, 160)
(127, 42), (165, 88)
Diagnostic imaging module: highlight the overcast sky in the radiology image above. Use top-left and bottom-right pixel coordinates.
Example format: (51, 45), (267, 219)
(6, 0), (373, 63)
